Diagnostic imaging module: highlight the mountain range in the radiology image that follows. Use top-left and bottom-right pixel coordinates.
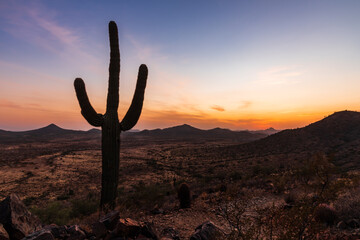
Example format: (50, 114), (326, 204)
(0, 123), (278, 144)
(1, 110), (359, 170)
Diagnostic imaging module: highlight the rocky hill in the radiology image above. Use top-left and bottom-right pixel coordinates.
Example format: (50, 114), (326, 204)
(181, 111), (360, 171)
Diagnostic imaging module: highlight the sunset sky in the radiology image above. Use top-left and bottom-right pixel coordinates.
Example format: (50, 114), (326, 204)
(1, 1), (360, 131)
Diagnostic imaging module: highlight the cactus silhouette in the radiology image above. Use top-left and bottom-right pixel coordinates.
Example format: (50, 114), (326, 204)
(74, 21), (148, 210)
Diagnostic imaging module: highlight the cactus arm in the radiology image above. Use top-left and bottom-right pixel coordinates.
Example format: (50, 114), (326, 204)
(120, 64), (148, 131)
(74, 78), (103, 127)
(106, 21), (120, 112)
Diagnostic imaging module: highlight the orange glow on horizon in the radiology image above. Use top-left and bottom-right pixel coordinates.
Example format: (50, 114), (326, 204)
(1, 97), (357, 131)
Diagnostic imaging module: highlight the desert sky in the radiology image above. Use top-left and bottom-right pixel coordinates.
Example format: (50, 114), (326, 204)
(0, 1), (359, 131)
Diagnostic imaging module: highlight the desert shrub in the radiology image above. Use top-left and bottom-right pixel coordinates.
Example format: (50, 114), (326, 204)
(335, 188), (360, 221)
(31, 196), (98, 225)
(259, 198), (325, 240)
(70, 198), (98, 218)
(271, 174), (289, 194)
(57, 194), (70, 201)
(284, 191), (297, 204)
(252, 165), (261, 176)
(31, 202), (71, 225)
(229, 171), (242, 181)
(313, 204), (337, 226)
(218, 195), (261, 239)
(118, 182), (173, 209)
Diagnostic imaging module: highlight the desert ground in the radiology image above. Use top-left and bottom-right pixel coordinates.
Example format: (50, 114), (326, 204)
(1, 112), (360, 239)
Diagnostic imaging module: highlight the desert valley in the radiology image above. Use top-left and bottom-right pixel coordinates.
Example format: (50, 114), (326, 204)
(1, 111), (360, 239)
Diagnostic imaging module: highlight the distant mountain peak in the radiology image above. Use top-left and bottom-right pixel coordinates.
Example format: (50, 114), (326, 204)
(179, 124), (193, 128)
(168, 124), (198, 130)
(44, 123), (61, 129)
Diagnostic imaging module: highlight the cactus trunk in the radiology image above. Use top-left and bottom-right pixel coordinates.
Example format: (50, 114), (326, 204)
(101, 114), (120, 209)
(74, 21), (148, 211)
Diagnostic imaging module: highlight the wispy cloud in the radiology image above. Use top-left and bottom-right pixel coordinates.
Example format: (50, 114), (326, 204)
(0, 1), (102, 74)
(125, 34), (168, 62)
(29, 10), (79, 47)
(238, 101), (252, 109)
(211, 105), (225, 112)
(256, 65), (304, 85)
(1, 2), (75, 52)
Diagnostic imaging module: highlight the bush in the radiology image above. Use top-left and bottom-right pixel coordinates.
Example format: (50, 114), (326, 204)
(314, 204), (337, 226)
(229, 171), (242, 181)
(284, 191), (297, 204)
(70, 198), (98, 218)
(30, 197), (98, 225)
(118, 182), (173, 209)
(335, 188), (360, 221)
(31, 202), (71, 225)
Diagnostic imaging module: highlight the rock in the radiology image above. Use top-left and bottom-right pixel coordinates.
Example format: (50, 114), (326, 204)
(140, 222), (158, 239)
(100, 211), (120, 230)
(22, 229), (54, 240)
(66, 225), (86, 240)
(190, 221), (223, 240)
(150, 208), (164, 215)
(135, 234), (154, 240)
(0, 224), (9, 240)
(283, 203), (293, 210)
(0, 194), (41, 240)
(314, 204), (337, 226)
(92, 222), (108, 238)
(346, 219), (360, 229)
(107, 218), (157, 240)
(160, 227), (179, 240)
(115, 218), (142, 238)
(337, 220), (347, 229)
(43, 225), (68, 239)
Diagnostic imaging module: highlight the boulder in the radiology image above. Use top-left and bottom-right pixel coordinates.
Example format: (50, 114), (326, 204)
(189, 221), (223, 240)
(66, 225), (86, 240)
(115, 218), (142, 238)
(140, 222), (158, 239)
(346, 219), (360, 229)
(337, 221), (347, 230)
(0, 224), (9, 240)
(43, 225), (68, 239)
(160, 227), (179, 240)
(106, 218), (158, 240)
(0, 194), (41, 240)
(100, 211), (120, 231)
(92, 222), (108, 239)
(22, 229), (54, 240)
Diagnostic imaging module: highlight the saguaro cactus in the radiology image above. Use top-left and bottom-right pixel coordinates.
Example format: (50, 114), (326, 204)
(74, 21), (148, 210)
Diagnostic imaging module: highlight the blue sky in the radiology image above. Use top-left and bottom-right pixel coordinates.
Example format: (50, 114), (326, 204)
(0, 1), (360, 130)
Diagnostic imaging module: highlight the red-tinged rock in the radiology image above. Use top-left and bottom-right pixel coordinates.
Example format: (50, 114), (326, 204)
(22, 229), (54, 240)
(140, 222), (158, 239)
(116, 218), (142, 238)
(66, 225), (86, 240)
(0, 224), (9, 240)
(104, 218), (158, 240)
(0, 194), (41, 240)
(100, 211), (120, 230)
(92, 221), (108, 238)
(160, 227), (179, 240)
(43, 225), (68, 239)
(190, 221), (223, 240)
